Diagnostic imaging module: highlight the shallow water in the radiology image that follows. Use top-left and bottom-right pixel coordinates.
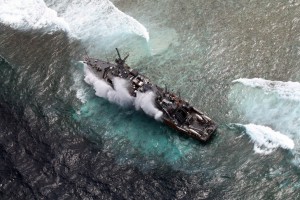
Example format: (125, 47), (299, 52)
(1, 0), (300, 199)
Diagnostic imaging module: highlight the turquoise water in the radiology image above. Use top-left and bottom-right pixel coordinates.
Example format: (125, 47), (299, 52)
(1, 0), (300, 199)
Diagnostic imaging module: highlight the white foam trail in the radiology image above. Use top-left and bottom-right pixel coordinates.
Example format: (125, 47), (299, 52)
(0, 0), (70, 32)
(239, 124), (294, 155)
(76, 88), (87, 103)
(233, 78), (300, 101)
(83, 65), (162, 120)
(135, 91), (163, 121)
(71, 65), (89, 103)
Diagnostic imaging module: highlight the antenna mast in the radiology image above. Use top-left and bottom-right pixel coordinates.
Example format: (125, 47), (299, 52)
(116, 48), (122, 60)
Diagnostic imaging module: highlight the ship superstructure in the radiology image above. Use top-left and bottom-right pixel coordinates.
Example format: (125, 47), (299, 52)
(83, 49), (217, 142)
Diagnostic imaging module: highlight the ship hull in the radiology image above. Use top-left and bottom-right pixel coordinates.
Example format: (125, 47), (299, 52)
(83, 52), (217, 142)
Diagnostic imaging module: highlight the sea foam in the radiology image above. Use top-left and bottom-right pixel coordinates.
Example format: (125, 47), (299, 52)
(83, 65), (162, 120)
(230, 78), (300, 137)
(229, 78), (300, 156)
(45, 0), (149, 41)
(107, 77), (134, 107)
(0, 0), (70, 32)
(135, 91), (163, 121)
(235, 123), (294, 155)
(83, 66), (113, 98)
(233, 78), (300, 101)
(0, 0), (149, 44)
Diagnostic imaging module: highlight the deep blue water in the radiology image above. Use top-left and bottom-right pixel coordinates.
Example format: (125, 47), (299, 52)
(1, 0), (300, 199)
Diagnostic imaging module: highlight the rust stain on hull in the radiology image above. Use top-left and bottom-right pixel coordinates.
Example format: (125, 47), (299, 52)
(83, 49), (217, 142)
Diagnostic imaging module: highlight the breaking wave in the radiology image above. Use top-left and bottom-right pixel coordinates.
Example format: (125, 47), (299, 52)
(108, 77), (134, 107)
(83, 65), (162, 120)
(0, 0), (70, 32)
(229, 78), (300, 163)
(0, 0), (149, 46)
(45, 0), (149, 48)
(230, 78), (300, 137)
(233, 123), (294, 155)
(233, 78), (300, 101)
(135, 91), (163, 121)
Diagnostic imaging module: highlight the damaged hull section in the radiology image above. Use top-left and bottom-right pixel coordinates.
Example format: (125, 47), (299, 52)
(83, 49), (217, 142)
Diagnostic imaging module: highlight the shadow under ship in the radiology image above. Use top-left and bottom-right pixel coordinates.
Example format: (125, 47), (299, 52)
(83, 49), (217, 142)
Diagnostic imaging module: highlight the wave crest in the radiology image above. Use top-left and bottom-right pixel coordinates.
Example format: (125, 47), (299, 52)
(233, 78), (300, 101)
(242, 124), (294, 154)
(0, 0), (70, 32)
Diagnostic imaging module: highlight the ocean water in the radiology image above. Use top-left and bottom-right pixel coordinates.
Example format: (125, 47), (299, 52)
(1, 0), (300, 199)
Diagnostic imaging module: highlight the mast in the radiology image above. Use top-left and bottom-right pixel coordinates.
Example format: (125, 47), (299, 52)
(116, 48), (122, 60)
(115, 48), (129, 66)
